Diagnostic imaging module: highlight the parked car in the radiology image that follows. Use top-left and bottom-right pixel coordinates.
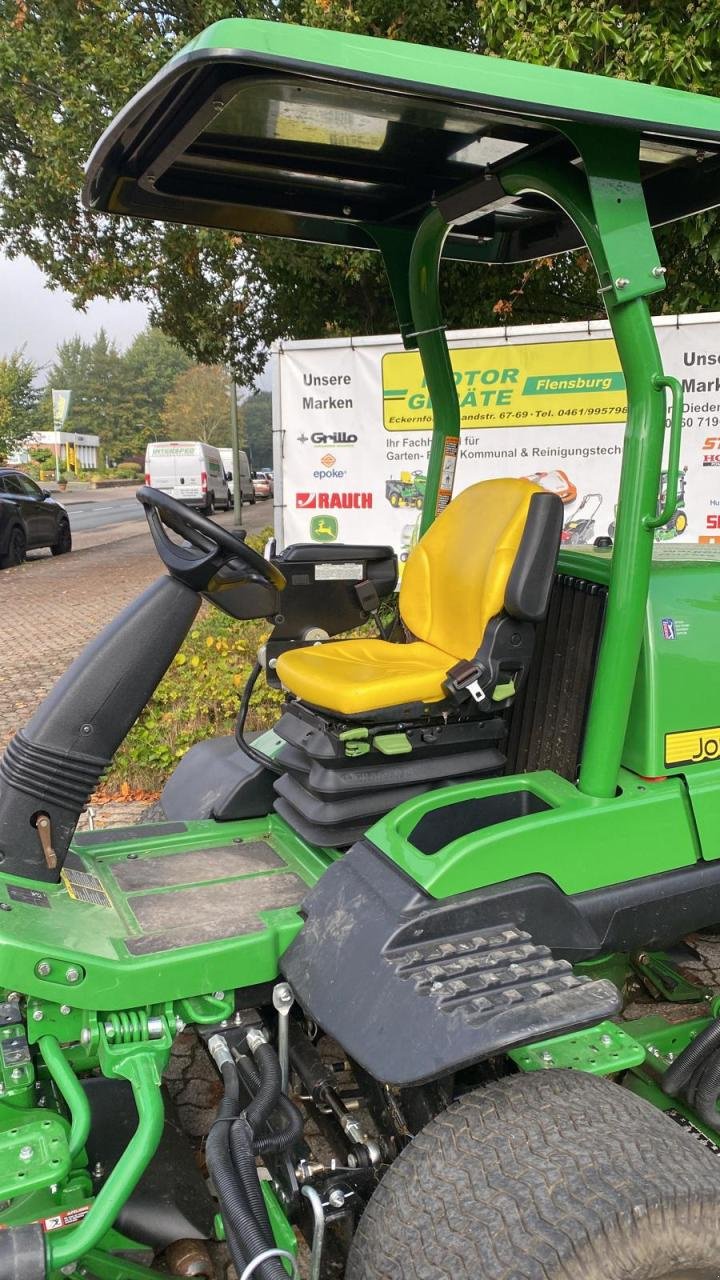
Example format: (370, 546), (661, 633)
(0, 469), (72, 568)
(253, 469), (273, 499)
(219, 447), (255, 504)
(144, 441), (231, 514)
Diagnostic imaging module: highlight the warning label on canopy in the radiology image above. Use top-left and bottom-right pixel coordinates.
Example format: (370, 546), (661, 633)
(382, 338), (626, 430)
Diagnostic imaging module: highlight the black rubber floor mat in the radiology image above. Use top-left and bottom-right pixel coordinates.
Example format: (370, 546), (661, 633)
(111, 842), (283, 891)
(125, 871), (305, 955)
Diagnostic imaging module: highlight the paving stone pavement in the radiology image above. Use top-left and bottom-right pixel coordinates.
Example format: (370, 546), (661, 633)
(0, 504), (272, 748)
(0, 532), (162, 746)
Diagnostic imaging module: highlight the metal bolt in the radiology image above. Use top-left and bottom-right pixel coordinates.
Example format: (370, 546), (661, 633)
(541, 1050), (554, 1063)
(80, 1027), (92, 1046)
(65, 967), (80, 984)
(600, 1033), (613, 1046)
(32, 1009), (44, 1022)
(36, 961), (51, 977)
(175, 1016), (186, 1033)
(667, 1051), (675, 1063)
(11, 1068), (23, 1081)
(212, 98), (225, 110)
(212, 992), (225, 1001)
(652, 265), (667, 277)
(60, 1265), (77, 1276)
(60, 1005), (71, 1016)
(19, 1146), (33, 1162)
(615, 277), (630, 289)
(0, 903), (12, 912)
(328, 1188), (346, 1209)
(92, 1161), (104, 1179)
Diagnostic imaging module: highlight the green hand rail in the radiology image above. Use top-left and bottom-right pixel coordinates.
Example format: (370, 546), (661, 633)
(46, 1050), (164, 1273)
(644, 374), (684, 531)
(38, 1035), (91, 1161)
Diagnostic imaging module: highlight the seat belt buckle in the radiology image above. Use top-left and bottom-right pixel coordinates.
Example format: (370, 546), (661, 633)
(443, 660), (487, 705)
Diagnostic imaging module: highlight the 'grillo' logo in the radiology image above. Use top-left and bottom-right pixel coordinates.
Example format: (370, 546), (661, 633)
(297, 432), (358, 446)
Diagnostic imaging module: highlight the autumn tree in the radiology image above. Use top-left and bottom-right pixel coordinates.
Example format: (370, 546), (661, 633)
(2, 0), (720, 370)
(161, 365), (232, 446)
(240, 391), (272, 469)
(0, 349), (42, 461)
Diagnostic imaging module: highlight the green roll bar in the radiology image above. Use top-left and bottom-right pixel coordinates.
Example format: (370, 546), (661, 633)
(84, 19), (718, 803)
(381, 128), (672, 800)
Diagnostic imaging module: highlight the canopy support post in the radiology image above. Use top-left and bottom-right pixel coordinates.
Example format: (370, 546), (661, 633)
(502, 132), (670, 800)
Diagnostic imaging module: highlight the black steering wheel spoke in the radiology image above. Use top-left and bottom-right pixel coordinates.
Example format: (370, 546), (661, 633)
(137, 486), (286, 593)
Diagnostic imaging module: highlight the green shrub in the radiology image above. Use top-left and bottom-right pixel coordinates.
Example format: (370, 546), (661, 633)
(105, 528), (282, 791)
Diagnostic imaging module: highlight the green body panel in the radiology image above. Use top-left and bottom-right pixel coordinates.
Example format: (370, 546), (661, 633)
(367, 769), (699, 898)
(0, 818), (330, 1010)
(623, 548), (720, 781)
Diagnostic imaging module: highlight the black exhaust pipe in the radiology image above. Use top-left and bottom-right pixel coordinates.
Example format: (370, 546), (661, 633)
(0, 576), (200, 881)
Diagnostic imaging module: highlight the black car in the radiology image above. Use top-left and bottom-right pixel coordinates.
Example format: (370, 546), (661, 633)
(0, 469), (72, 568)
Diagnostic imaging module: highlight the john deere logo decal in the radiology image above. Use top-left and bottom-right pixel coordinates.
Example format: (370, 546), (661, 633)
(665, 726), (720, 767)
(310, 515), (338, 542)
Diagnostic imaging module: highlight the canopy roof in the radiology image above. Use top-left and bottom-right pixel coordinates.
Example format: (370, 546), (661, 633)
(84, 19), (720, 264)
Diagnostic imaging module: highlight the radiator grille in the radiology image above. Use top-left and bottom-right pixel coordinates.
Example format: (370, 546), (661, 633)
(505, 574), (607, 782)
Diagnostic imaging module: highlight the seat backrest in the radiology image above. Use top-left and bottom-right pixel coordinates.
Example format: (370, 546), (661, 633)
(399, 477), (561, 660)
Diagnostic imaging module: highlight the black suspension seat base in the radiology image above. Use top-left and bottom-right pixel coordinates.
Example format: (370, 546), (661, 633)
(272, 702), (507, 847)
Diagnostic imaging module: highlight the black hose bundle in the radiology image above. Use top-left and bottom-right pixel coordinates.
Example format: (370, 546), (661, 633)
(234, 662), (283, 776)
(662, 1014), (720, 1132)
(205, 1038), (304, 1280)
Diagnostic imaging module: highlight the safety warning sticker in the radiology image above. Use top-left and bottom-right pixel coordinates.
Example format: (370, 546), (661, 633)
(61, 868), (111, 907)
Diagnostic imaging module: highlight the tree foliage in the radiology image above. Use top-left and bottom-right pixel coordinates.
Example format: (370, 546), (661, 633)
(44, 326), (191, 460)
(2, 0), (720, 379)
(162, 364), (232, 445)
(240, 391), (273, 469)
(0, 348), (41, 461)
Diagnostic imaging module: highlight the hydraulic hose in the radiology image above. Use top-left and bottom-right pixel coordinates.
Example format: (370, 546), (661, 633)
(234, 663), (283, 776)
(206, 1050), (287, 1280)
(692, 1051), (720, 1132)
(252, 1095), (304, 1155)
(245, 1041), (282, 1133)
(234, 1046), (304, 1152)
(661, 1017), (720, 1097)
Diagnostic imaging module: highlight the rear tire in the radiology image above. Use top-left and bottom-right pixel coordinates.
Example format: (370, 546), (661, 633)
(204, 495), (215, 516)
(51, 520), (72, 556)
(347, 1070), (720, 1280)
(1, 526), (26, 568)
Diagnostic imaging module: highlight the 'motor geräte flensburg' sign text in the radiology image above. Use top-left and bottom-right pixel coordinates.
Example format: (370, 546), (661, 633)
(273, 316), (720, 561)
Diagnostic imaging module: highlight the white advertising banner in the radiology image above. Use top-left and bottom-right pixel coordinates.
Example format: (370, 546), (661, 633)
(273, 314), (720, 560)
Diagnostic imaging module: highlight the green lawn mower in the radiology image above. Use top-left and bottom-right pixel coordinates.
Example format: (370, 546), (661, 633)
(3, 19), (720, 1280)
(385, 471), (427, 509)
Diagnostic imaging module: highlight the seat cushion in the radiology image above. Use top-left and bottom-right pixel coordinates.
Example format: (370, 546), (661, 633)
(275, 637), (455, 716)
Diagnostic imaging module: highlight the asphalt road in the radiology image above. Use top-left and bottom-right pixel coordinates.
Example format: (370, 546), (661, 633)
(67, 496), (144, 532)
(66, 494), (271, 534)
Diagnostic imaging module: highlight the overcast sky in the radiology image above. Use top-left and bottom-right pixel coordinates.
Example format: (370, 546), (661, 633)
(0, 252), (272, 391)
(0, 253), (149, 376)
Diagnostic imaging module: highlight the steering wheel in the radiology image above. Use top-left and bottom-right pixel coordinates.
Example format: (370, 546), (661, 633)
(137, 486), (286, 593)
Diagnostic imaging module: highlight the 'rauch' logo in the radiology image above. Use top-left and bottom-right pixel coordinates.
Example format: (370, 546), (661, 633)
(296, 492), (373, 509)
(310, 515), (339, 542)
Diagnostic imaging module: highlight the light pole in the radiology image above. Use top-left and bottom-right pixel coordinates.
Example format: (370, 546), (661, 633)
(229, 377), (243, 528)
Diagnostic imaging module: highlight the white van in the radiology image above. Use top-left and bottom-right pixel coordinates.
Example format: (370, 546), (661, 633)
(144, 441), (231, 514)
(219, 447), (255, 505)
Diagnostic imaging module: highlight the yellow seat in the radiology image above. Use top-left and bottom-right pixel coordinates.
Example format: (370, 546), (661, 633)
(276, 477), (547, 716)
